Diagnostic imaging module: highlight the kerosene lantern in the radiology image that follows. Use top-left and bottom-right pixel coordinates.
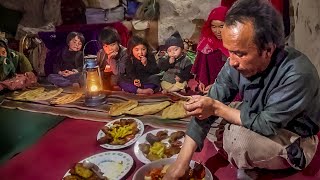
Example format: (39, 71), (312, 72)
(83, 55), (106, 106)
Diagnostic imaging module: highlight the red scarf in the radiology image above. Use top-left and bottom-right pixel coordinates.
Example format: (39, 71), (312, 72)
(197, 6), (229, 56)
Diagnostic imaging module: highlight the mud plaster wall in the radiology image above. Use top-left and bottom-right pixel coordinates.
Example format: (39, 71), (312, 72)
(290, 0), (320, 76)
(158, 0), (220, 45)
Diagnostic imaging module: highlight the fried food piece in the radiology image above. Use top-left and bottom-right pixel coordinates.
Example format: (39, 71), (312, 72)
(161, 101), (187, 119)
(156, 130), (168, 140)
(109, 100), (138, 116)
(125, 101), (171, 115)
(139, 143), (151, 154)
(169, 131), (185, 143)
(50, 93), (82, 105)
(99, 119), (139, 145)
(97, 133), (113, 144)
(75, 163), (93, 178)
(63, 175), (83, 180)
(146, 133), (161, 145)
(165, 146), (181, 157)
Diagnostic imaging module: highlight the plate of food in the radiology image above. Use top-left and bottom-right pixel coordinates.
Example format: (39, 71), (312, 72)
(97, 117), (144, 149)
(134, 129), (185, 164)
(63, 151), (133, 180)
(132, 158), (213, 180)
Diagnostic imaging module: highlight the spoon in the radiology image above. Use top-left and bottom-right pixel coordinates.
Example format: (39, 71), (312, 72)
(82, 160), (105, 179)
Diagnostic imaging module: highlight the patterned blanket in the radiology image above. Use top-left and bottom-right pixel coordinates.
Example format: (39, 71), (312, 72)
(0, 85), (191, 129)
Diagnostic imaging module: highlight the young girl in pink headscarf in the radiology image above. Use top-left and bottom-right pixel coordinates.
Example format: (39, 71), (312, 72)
(191, 6), (229, 94)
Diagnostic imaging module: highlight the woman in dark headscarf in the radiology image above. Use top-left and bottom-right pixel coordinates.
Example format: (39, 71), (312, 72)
(191, 6), (229, 94)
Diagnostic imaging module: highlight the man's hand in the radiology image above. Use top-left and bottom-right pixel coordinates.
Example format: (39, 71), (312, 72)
(184, 95), (242, 124)
(169, 56), (175, 64)
(140, 56), (147, 66)
(163, 136), (197, 180)
(107, 51), (118, 60)
(134, 79), (141, 87)
(162, 161), (189, 180)
(183, 95), (218, 120)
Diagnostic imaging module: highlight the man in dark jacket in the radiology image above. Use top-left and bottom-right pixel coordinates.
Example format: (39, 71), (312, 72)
(164, 0), (320, 179)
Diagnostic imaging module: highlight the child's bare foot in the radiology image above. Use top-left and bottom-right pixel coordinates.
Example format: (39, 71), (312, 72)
(137, 88), (154, 95)
(162, 89), (168, 94)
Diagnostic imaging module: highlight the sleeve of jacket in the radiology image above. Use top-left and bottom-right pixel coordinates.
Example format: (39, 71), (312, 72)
(186, 61), (238, 151)
(0, 56), (15, 81)
(110, 48), (127, 75)
(15, 51), (33, 73)
(75, 52), (84, 72)
(176, 58), (193, 82)
(96, 49), (106, 70)
(125, 58), (137, 80)
(186, 116), (218, 151)
(158, 57), (174, 71)
(241, 73), (319, 136)
(145, 55), (160, 74)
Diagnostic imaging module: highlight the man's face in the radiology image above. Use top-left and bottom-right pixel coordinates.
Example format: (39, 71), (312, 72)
(221, 21), (272, 78)
(68, 36), (83, 51)
(0, 47), (7, 57)
(167, 46), (182, 58)
(103, 42), (120, 55)
(211, 20), (224, 40)
(132, 44), (147, 60)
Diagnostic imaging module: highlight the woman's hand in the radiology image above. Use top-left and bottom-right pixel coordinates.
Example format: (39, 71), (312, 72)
(198, 82), (206, 93)
(203, 84), (212, 94)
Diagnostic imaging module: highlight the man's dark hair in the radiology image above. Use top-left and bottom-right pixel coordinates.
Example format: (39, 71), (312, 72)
(98, 27), (121, 45)
(66, 31), (85, 45)
(225, 0), (285, 52)
(127, 35), (150, 58)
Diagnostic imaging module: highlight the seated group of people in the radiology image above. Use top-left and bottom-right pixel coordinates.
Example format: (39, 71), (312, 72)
(0, 5), (229, 96)
(41, 7), (230, 96)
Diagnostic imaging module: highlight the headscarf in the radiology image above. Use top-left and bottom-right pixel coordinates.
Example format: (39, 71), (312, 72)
(197, 6), (229, 56)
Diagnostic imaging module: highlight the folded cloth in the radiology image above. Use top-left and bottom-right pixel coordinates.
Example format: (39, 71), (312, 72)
(0, 72), (37, 91)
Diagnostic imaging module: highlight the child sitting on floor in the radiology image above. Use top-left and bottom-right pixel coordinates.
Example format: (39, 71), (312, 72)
(119, 36), (160, 95)
(47, 32), (85, 87)
(158, 32), (193, 93)
(97, 27), (127, 90)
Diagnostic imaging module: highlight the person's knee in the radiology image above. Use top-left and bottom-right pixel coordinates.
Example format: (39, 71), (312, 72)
(148, 75), (161, 84)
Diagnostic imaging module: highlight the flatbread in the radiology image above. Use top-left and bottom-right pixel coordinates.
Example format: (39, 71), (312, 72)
(109, 100), (139, 116)
(50, 93), (83, 105)
(125, 101), (171, 116)
(13, 87), (63, 101)
(162, 101), (187, 119)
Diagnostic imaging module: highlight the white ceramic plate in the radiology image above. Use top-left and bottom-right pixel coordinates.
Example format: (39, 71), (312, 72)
(134, 129), (185, 164)
(97, 117), (144, 149)
(63, 151), (133, 180)
(132, 158), (213, 180)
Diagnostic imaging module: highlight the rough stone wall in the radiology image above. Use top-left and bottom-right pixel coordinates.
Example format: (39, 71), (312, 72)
(290, 0), (320, 76)
(158, 0), (220, 45)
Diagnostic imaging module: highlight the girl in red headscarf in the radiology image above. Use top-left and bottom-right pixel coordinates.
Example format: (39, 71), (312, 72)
(191, 6), (229, 94)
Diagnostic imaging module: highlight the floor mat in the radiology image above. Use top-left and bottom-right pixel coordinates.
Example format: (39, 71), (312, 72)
(0, 108), (64, 165)
(1, 87), (191, 129)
